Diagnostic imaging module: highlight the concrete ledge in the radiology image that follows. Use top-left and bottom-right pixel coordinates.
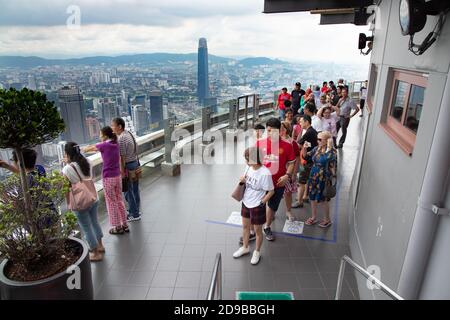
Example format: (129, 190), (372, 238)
(161, 161), (181, 176)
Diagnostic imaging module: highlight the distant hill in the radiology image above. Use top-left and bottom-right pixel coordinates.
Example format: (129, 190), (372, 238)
(0, 53), (233, 68)
(237, 57), (287, 67)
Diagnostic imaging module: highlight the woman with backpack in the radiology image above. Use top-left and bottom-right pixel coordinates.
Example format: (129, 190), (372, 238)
(302, 131), (337, 228)
(62, 142), (104, 262)
(83, 126), (129, 235)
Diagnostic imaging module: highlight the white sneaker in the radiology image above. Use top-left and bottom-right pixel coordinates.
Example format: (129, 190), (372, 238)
(251, 251), (261, 265)
(233, 247), (250, 258)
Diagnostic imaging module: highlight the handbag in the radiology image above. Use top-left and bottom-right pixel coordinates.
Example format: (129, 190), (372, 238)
(231, 182), (246, 202)
(127, 131), (142, 182)
(231, 167), (249, 202)
(323, 177), (336, 199)
(67, 164), (97, 211)
(323, 160), (337, 199)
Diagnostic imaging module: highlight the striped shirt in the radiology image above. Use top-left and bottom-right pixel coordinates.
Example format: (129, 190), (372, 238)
(118, 130), (138, 163)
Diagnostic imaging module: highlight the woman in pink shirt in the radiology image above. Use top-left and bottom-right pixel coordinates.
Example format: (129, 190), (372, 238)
(83, 126), (129, 235)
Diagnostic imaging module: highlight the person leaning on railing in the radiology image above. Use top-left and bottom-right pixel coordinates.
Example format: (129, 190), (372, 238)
(82, 126), (129, 235)
(111, 117), (142, 222)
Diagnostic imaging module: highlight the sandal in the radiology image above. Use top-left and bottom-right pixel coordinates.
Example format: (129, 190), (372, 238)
(122, 225), (130, 233)
(89, 252), (103, 262)
(305, 217), (317, 226)
(109, 226), (124, 235)
(318, 220), (332, 228)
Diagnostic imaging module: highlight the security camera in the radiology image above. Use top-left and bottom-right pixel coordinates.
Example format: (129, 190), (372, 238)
(399, 0), (450, 55)
(359, 33), (374, 55)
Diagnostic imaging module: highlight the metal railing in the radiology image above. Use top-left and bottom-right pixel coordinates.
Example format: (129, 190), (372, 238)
(336, 255), (404, 300)
(86, 101), (275, 181)
(207, 253), (222, 300)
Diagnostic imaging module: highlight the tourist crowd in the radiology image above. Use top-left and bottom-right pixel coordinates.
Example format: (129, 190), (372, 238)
(233, 79), (365, 265)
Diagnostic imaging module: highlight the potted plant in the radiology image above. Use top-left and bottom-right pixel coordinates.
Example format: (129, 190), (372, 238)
(0, 88), (93, 300)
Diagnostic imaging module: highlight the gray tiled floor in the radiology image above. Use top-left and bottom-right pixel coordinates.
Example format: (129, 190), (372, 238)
(92, 116), (365, 300)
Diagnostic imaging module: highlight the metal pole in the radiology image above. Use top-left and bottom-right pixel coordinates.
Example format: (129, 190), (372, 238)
(397, 75), (450, 299)
(236, 98), (241, 129)
(217, 254), (222, 300)
(207, 253), (222, 300)
(244, 95), (249, 131)
(335, 258), (346, 300)
(338, 256), (404, 300)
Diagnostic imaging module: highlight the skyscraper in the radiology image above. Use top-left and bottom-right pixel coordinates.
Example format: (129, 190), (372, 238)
(197, 38), (210, 105)
(149, 90), (163, 128)
(86, 116), (101, 142)
(131, 105), (149, 136)
(98, 98), (120, 128)
(58, 86), (86, 144)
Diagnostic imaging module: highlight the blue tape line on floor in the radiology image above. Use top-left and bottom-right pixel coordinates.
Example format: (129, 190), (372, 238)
(205, 175), (343, 244)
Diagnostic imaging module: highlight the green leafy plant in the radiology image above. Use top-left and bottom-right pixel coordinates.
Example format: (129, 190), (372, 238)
(0, 88), (76, 279)
(0, 172), (77, 272)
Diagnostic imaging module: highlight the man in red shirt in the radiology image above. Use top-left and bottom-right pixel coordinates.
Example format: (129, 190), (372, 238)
(256, 117), (296, 241)
(277, 88), (291, 120)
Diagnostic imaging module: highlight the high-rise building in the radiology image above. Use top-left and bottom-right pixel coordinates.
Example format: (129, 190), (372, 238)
(97, 98), (120, 128)
(120, 90), (131, 116)
(197, 38), (210, 105)
(149, 90), (163, 129)
(89, 71), (111, 85)
(134, 95), (147, 108)
(131, 104), (149, 136)
(58, 86), (86, 144)
(86, 117), (101, 142)
(204, 97), (218, 114)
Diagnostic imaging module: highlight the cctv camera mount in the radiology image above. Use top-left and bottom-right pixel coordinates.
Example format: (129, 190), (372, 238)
(359, 33), (374, 56)
(400, 0), (450, 55)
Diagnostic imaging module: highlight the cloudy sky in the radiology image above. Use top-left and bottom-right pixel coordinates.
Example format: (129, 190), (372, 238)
(0, 0), (371, 64)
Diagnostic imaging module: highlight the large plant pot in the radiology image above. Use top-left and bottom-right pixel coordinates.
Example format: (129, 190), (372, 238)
(0, 236), (93, 300)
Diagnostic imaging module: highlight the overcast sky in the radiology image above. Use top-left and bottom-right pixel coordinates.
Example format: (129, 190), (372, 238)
(0, 0), (371, 64)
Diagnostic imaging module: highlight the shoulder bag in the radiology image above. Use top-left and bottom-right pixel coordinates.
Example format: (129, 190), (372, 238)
(67, 164), (97, 211)
(127, 131), (142, 182)
(323, 159), (337, 199)
(231, 167), (249, 202)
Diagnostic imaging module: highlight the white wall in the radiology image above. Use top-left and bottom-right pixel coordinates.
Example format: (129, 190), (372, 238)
(350, 0), (450, 298)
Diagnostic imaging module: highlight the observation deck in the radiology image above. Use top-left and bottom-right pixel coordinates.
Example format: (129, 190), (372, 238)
(87, 94), (364, 300)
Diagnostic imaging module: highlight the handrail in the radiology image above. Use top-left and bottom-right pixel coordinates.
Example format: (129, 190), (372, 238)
(207, 253), (222, 300)
(336, 255), (404, 300)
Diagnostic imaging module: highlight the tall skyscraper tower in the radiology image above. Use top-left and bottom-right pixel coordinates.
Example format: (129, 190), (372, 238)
(149, 90), (163, 128)
(58, 86), (87, 144)
(131, 105), (149, 136)
(197, 38), (210, 105)
(98, 98), (120, 128)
